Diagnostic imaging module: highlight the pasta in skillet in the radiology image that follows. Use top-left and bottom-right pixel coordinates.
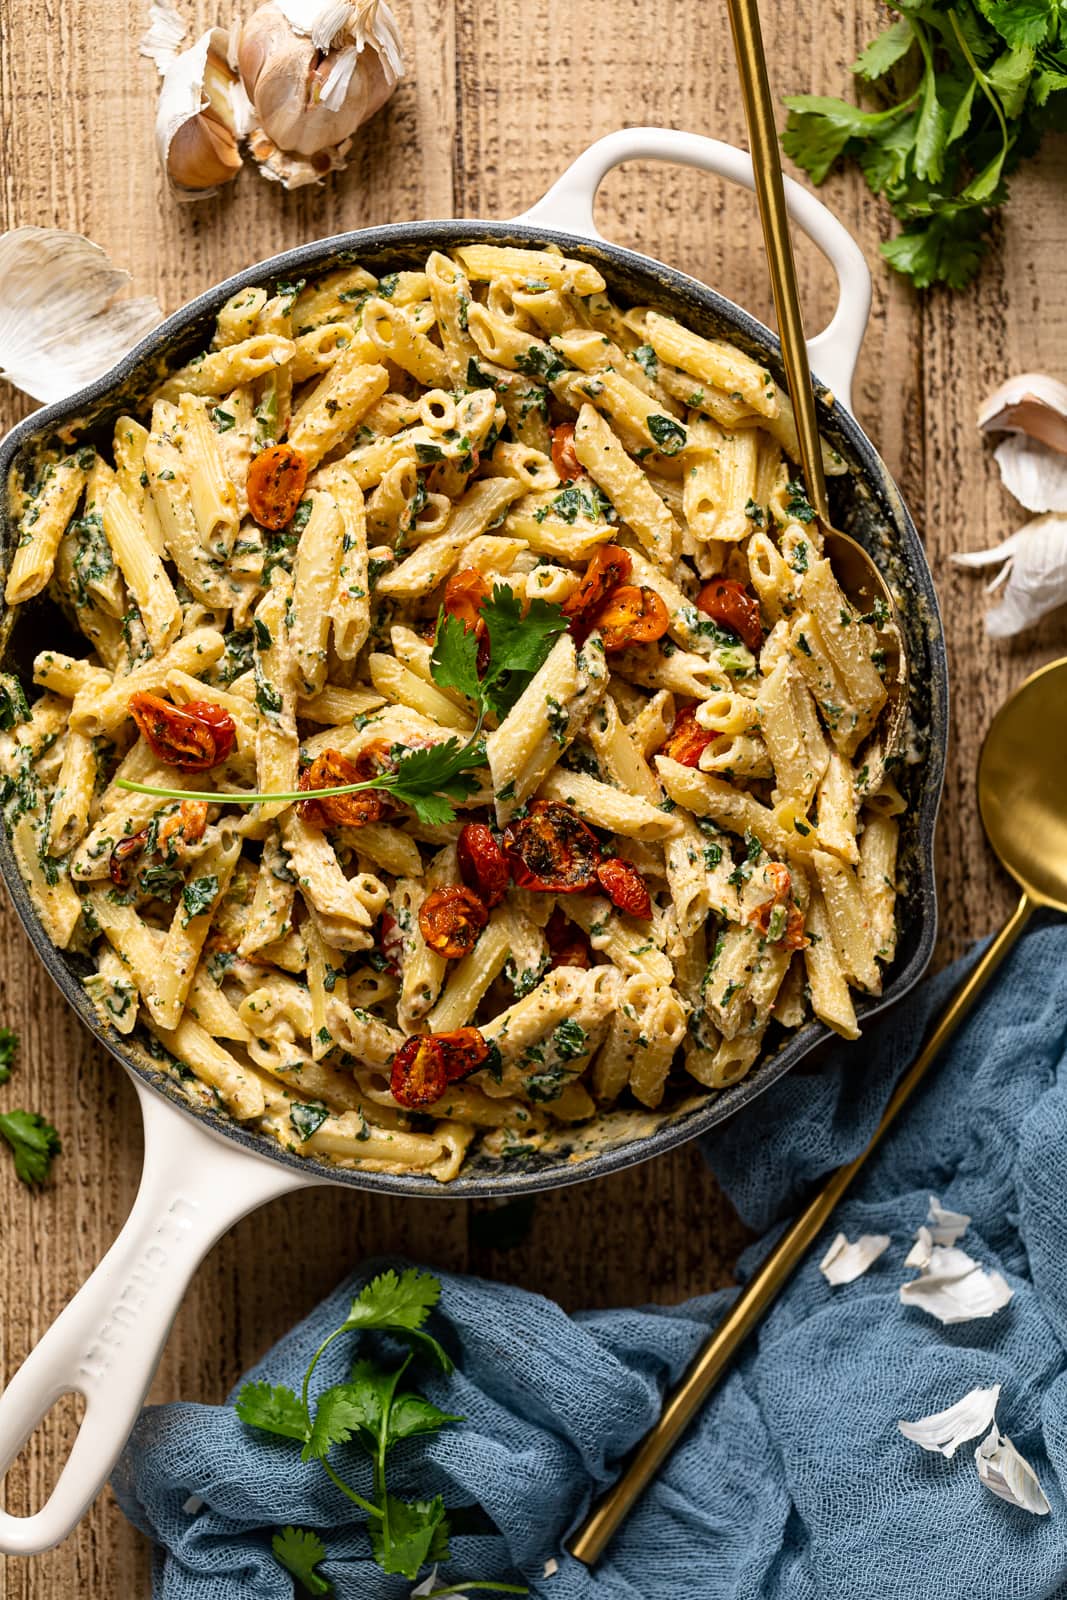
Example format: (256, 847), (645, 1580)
(0, 247), (901, 1182)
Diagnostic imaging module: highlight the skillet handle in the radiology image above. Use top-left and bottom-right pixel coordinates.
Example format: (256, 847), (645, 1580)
(514, 126), (872, 412)
(0, 1080), (312, 1554)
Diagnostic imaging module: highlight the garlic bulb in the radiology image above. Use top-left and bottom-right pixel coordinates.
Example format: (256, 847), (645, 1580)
(0, 229), (163, 405)
(238, 0), (403, 182)
(155, 29), (245, 198)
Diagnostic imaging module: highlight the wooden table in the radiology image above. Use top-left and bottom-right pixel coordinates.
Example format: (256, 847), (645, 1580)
(0, 0), (1065, 1590)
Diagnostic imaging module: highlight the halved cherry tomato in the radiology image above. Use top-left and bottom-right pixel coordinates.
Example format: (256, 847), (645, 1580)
(435, 1025), (490, 1083)
(551, 423), (582, 483)
(390, 1025), (490, 1107)
(246, 443), (309, 531)
(298, 747), (392, 829)
(561, 545), (633, 633)
(390, 1035), (447, 1107)
(545, 906), (592, 969)
(443, 567), (491, 632)
(660, 704), (717, 768)
(457, 822), (509, 908)
(595, 856), (652, 920)
(588, 584), (670, 651)
(418, 886), (489, 958)
(502, 800), (601, 893)
(379, 908), (404, 977)
(128, 693), (236, 771)
(696, 578), (763, 653)
(749, 862), (808, 950)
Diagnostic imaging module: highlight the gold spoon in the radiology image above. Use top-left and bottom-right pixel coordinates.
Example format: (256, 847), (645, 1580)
(569, 654), (1067, 1567)
(726, 0), (908, 780)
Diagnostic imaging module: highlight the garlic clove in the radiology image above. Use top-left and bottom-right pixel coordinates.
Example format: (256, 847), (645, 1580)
(993, 434), (1067, 514)
(239, 0), (402, 160)
(0, 228), (163, 404)
(952, 513), (1067, 637)
(156, 29), (245, 199)
(978, 372), (1067, 457)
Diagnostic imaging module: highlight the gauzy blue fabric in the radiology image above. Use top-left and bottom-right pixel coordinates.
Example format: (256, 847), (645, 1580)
(113, 922), (1067, 1599)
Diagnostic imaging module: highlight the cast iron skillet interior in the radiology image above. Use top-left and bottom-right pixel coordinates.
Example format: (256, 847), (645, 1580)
(0, 221), (948, 1196)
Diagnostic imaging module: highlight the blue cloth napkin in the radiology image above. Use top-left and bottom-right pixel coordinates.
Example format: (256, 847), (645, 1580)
(113, 921), (1067, 1599)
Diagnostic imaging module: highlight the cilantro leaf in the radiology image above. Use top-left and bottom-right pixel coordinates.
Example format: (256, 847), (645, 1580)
(272, 1527), (333, 1596)
(479, 585), (568, 719)
(341, 1268), (453, 1372)
(304, 1360), (460, 1461)
(977, 0), (1053, 51)
(0, 1110), (60, 1186)
(429, 611), (482, 701)
(369, 1493), (450, 1580)
(852, 17), (915, 81)
(234, 1380), (308, 1442)
(382, 738), (486, 826)
(0, 1027), (18, 1084)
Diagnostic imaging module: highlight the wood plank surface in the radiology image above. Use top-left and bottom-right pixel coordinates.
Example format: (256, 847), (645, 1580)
(0, 0), (1064, 1591)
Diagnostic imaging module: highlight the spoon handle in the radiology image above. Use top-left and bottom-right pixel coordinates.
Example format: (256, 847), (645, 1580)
(568, 889), (1036, 1566)
(726, 0), (829, 523)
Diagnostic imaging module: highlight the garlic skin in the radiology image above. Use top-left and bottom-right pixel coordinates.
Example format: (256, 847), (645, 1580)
(138, 0), (188, 75)
(818, 1231), (891, 1286)
(952, 513), (1067, 638)
(992, 434), (1067, 515)
(979, 372), (1067, 457)
(899, 1243), (1014, 1325)
(0, 229), (163, 405)
(238, 0), (402, 170)
(975, 1426), (1051, 1515)
(899, 1384), (1001, 1459)
(155, 29), (245, 199)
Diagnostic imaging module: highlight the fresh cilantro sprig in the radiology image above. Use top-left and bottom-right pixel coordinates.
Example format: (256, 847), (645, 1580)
(782, 2), (1067, 289)
(0, 1108), (61, 1186)
(115, 585), (566, 825)
(234, 1269), (528, 1594)
(431, 583), (568, 721)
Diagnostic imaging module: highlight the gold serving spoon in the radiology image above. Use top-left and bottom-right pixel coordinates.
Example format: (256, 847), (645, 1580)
(569, 655), (1067, 1566)
(726, 0), (908, 779)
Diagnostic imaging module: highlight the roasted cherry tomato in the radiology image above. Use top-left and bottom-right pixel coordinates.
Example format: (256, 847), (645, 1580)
(390, 1035), (447, 1107)
(435, 1025), (490, 1083)
(246, 442), (309, 531)
(390, 1025), (490, 1107)
(128, 692), (236, 772)
(298, 747), (392, 829)
(696, 577), (763, 653)
(443, 567), (491, 632)
(660, 704), (717, 768)
(545, 906), (592, 969)
(379, 908), (404, 977)
(418, 885), (489, 958)
(457, 822), (509, 908)
(109, 800), (209, 891)
(588, 584), (670, 651)
(109, 829), (149, 889)
(595, 856), (652, 920)
(551, 423), (582, 483)
(502, 800), (601, 893)
(749, 863), (808, 950)
(561, 544), (633, 633)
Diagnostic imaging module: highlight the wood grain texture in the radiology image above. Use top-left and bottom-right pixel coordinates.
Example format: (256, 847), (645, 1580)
(0, 0), (1064, 1591)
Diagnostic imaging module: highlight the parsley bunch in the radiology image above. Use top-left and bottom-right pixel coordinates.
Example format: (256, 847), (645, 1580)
(119, 585), (567, 826)
(235, 1268), (527, 1595)
(782, 1), (1067, 289)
